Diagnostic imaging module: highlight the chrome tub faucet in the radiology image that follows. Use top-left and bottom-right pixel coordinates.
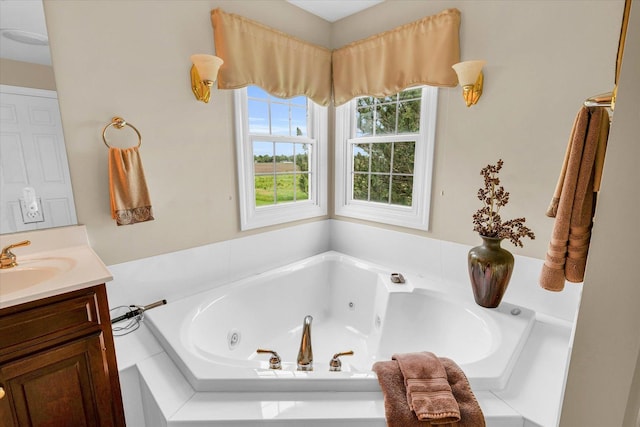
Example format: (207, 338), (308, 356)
(297, 315), (313, 371)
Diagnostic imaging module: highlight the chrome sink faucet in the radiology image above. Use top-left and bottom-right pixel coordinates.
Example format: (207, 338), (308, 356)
(297, 315), (313, 371)
(0, 240), (31, 269)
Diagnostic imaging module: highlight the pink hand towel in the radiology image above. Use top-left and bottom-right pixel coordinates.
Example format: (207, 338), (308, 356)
(108, 146), (154, 226)
(393, 352), (460, 424)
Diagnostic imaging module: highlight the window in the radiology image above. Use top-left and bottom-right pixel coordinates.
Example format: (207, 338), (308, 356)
(335, 86), (438, 230)
(235, 86), (327, 230)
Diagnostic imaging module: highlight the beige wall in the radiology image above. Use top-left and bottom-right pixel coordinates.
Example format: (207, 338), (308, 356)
(0, 58), (56, 90)
(43, 0), (331, 265)
(43, 0), (622, 264)
(332, 0), (623, 259)
(560, 1), (640, 424)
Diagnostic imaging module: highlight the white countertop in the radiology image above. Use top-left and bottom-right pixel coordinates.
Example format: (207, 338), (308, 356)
(0, 225), (112, 308)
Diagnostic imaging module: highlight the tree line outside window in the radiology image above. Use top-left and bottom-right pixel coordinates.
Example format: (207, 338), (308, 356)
(351, 88), (422, 207)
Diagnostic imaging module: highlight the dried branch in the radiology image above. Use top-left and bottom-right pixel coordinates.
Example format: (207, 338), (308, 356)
(472, 159), (535, 247)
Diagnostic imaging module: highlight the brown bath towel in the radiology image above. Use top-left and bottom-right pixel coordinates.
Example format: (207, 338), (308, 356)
(540, 106), (609, 291)
(109, 146), (154, 226)
(546, 107), (608, 218)
(373, 355), (485, 427)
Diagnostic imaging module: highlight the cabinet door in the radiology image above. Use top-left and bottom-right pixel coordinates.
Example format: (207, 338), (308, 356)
(0, 383), (17, 427)
(0, 333), (116, 427)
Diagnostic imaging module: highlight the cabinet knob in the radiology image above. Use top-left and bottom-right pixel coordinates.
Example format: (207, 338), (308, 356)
(0, 386), (5, 400)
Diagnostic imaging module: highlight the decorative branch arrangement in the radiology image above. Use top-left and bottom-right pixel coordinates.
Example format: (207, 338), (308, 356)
(472, 159), (535, 247)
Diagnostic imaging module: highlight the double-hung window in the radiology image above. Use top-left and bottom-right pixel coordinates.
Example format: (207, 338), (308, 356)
(335, 86), (438, 230)
(235, 86), (327, 230)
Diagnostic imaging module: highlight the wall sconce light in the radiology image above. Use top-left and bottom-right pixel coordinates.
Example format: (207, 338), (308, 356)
(190, 54), (224, 103)
(451, 60), (486, 107)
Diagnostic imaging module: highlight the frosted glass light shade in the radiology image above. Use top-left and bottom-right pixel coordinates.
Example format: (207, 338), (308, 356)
(190, 54), (224, 82)
(452, 60), (486, 86)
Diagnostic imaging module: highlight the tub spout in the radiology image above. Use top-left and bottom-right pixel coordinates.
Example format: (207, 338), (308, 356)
(297, 315), (313, 371)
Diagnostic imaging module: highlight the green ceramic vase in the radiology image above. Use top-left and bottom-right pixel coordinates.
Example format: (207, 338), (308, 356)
(468, 235), (514, 308)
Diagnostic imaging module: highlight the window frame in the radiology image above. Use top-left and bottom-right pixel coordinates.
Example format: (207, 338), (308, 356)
(234, 87), (328, 230)
(334, 86), (438, 230)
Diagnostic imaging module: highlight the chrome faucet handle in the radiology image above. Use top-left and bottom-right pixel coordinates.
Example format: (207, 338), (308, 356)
(0, 240), (31, 269)
(256, 348), (282, 370)
(329, 350), (354, 372)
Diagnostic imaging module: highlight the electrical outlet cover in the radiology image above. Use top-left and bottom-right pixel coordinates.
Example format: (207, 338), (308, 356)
(19, 198), (45, 223)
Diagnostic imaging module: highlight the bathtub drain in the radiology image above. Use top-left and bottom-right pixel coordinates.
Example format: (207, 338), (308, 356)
(227, 329), (241, 350)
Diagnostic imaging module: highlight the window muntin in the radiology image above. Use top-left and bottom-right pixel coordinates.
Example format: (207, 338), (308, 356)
(235, 86), (327, 230)
(349, 89), (423, 208)
(355, 88), (422, 136)
(248, 86), (307, 136)
(351, 139), (416, 206)
(253, 141), (310, 206)
(335, 86), (437, 230)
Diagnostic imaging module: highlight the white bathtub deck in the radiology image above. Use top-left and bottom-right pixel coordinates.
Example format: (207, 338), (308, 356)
(114, 314), (569, 427)
(108, 222), (578, 427)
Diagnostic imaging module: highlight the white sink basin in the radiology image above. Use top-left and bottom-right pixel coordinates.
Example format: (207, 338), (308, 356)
(0, 257), (76, 294)
(0, 226), (113, 308)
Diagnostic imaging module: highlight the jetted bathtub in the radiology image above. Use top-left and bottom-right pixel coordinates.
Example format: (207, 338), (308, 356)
(145, 251), (535, 393)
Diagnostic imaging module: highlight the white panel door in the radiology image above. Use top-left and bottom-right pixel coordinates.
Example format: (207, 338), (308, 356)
(0, 85), (77, 233)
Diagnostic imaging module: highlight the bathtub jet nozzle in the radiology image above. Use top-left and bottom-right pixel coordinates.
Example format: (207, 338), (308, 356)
(297, 315), (313, 371)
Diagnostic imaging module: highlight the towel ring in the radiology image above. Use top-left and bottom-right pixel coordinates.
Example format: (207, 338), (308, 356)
(102, 117), (142, 149)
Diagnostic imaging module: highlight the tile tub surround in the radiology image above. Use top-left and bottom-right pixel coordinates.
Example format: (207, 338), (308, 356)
(329, 220), (582, 323)
(107, 219), (578, 426)
(105, 220), (331, 310)
(107, 220), (581, 323)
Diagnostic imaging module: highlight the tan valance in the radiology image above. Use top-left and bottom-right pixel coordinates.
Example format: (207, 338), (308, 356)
(211, 8), (332, 106)
(332, 8), (461, 106)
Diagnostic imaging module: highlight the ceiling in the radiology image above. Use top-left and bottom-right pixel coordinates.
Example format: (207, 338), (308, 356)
(287, 0), (384, 22)
(0, 0), (385, 66)
(0, 0), (50, 65)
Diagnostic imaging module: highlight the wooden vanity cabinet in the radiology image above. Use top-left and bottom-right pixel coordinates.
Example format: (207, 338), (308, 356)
(0, 284), (126, 427)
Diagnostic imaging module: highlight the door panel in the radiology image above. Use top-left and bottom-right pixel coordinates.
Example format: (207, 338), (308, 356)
(0, 87), (76, 233)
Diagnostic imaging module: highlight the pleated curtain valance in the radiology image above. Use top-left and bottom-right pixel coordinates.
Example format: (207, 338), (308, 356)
(332, 8), (461, 106)
(211, 8), (333, 106)
(210, 8), (461, 107)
